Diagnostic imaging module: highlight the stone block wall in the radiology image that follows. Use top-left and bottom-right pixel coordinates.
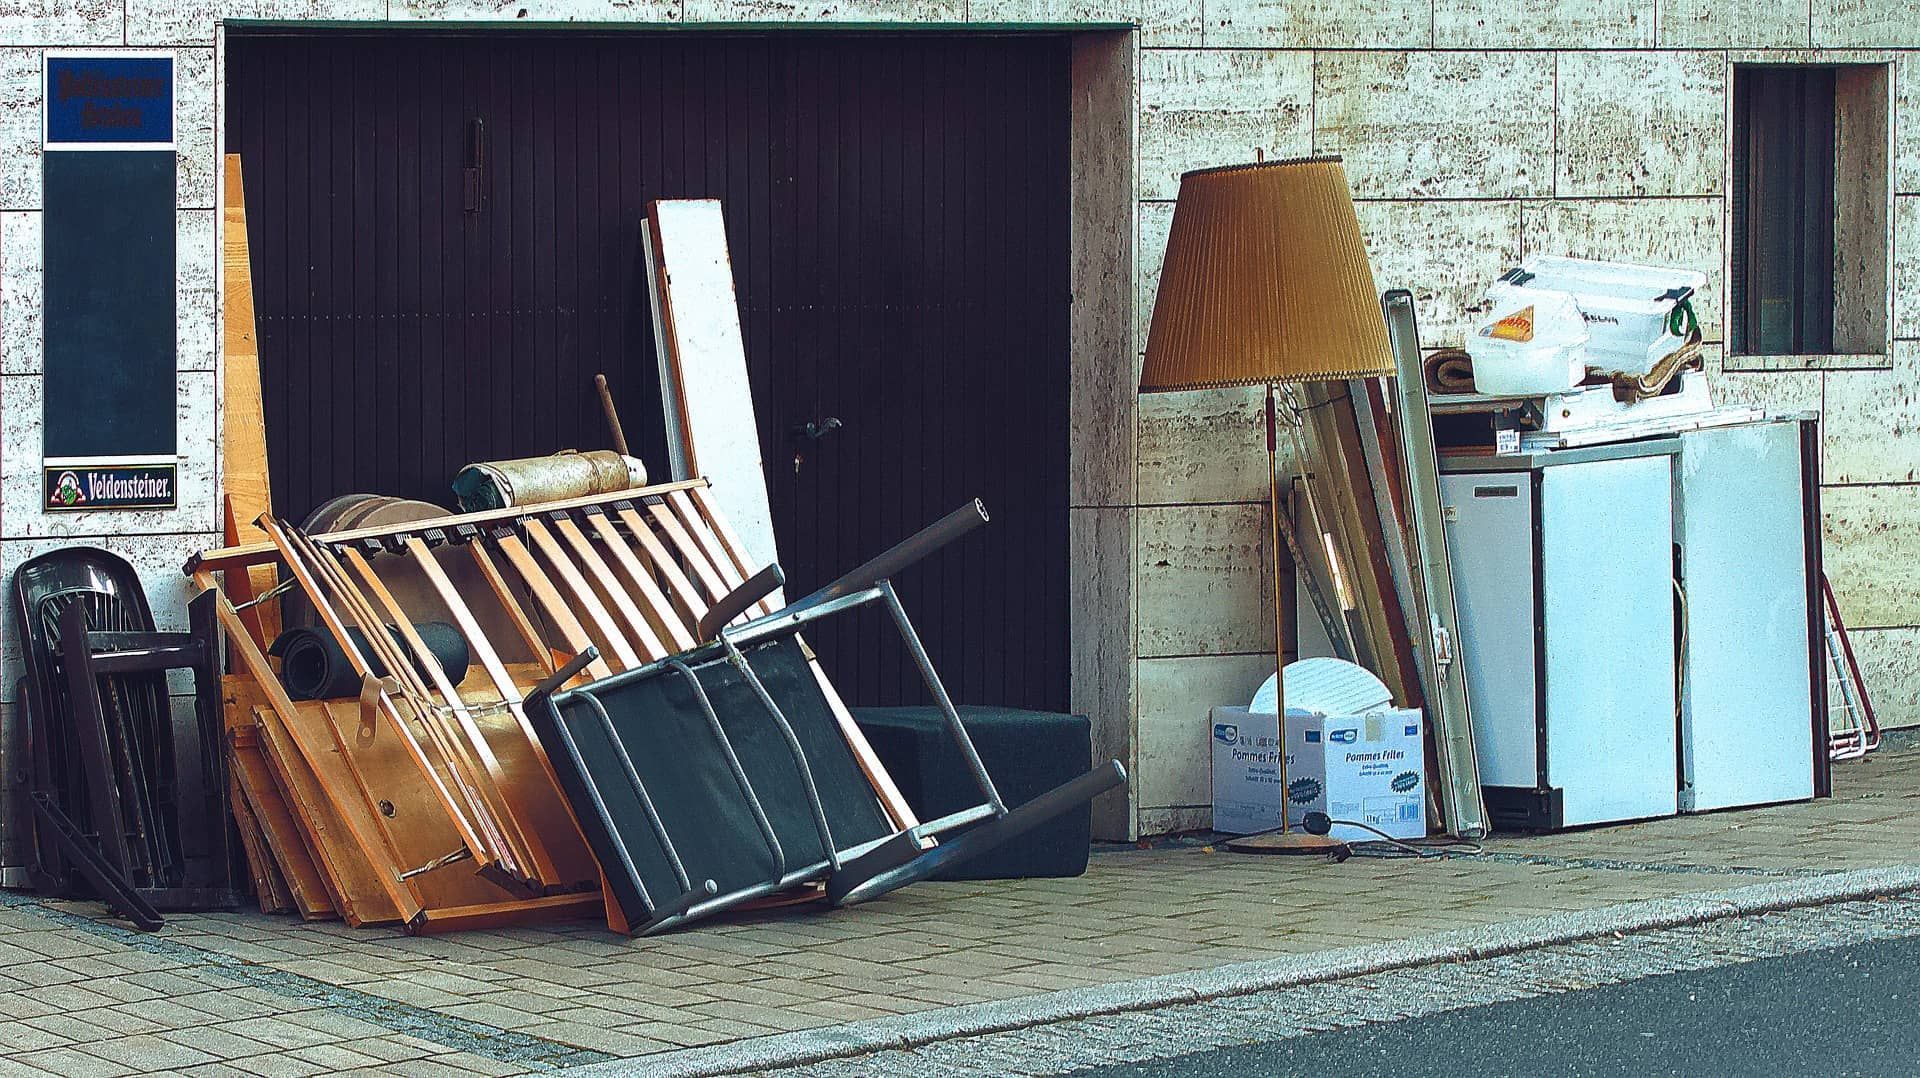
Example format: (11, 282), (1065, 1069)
(0, 0), (1915, 846)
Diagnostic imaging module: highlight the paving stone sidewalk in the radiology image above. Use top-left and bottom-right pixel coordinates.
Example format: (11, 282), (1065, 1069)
(0, 740), (1912, 1077)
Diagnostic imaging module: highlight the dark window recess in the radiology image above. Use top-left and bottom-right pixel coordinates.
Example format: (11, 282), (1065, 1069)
(1731, 67), (1836, 356)
(226, 32), (1072, 712)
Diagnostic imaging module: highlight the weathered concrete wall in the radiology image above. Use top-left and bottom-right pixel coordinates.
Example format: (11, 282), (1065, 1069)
(1, 1), (1916, 848)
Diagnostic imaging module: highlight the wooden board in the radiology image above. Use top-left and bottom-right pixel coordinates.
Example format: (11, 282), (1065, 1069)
(229, 772), (294, 915)
(251, 707), (402, 926)
(221, 155), (281, 641)
(229, 734), (332, 919)
(646, 200), (781, 576)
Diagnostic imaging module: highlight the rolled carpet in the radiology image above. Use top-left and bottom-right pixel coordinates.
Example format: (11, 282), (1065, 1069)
(268, 622), (470, 701)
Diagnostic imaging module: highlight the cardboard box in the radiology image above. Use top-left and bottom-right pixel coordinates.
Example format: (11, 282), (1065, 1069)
(1211, 705), (1427, 842)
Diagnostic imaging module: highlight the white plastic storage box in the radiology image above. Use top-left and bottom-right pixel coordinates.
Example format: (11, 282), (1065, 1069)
(1464, 287), (1590, 396)
(1493, 255), (1707, 377)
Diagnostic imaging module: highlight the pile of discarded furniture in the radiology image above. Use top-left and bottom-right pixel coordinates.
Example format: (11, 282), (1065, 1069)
(184, 480), (1122, 935)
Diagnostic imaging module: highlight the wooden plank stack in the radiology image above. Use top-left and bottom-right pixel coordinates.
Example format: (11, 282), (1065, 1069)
(189, 478), (916, 934)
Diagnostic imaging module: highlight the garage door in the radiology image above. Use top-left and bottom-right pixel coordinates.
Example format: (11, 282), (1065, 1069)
(226, 30), (1071, 710)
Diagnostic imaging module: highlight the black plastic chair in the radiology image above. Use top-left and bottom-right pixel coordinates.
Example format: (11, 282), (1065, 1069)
(11, 547), (240, 920)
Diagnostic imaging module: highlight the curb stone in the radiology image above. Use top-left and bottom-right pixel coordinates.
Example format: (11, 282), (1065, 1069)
(571, 863), (1920, 1076)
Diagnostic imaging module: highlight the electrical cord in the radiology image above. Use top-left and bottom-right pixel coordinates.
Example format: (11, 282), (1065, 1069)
(1229, 812), (1485, 863)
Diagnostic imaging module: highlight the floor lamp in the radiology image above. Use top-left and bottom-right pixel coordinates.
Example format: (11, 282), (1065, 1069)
(1137, 156), (1396, 854)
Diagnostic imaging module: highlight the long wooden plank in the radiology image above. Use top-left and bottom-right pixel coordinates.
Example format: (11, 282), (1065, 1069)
(586, 509), (697, 653)
(552, 515), (670, 660)
(255, 517), (492, 865)
(192, 479), (709, 574)
(229, 777), (295, 915)
(221, 154), (284, 645)
(410, 891), (602, 935)
(340, 545), (553, 884)
(231, 737), (333, 918)
(647, 200), (781, 574)
(492, 528), (616, 678)
(201, 577), (422, 921)
(253, 706), (404, 927)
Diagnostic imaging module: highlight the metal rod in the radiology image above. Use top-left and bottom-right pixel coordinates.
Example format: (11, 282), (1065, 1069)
(541, 693), (657, 914)
(1382, 289), (1489, 840)
(697, 563), (786, 642)
(802, 500), (989, 610)
(666, 659), (786, 879)
(578, 690), (695, 903)
(720, 637), (841, 869)
(879, 581), (1004, 814)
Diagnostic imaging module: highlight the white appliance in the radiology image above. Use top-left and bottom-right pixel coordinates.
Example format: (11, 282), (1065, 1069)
(1440, 445), (1680, 829)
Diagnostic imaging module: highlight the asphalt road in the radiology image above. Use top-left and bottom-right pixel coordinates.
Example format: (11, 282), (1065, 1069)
(1079, 934), (1920, 1078)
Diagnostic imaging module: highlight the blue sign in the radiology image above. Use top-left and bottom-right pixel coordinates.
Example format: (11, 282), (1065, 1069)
(45, 56), (173, 145)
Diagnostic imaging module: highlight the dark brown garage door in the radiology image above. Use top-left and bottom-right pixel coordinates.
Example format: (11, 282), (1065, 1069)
(225, 30), (1071, 711)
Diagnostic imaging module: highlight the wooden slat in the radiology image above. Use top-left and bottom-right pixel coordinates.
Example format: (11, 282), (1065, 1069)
(229, 777), (295, 915)
(253, 706), (405, 927)
(522, 519), (643, 670)
(612, 505), (709, 627)
(229, 737), (331, 918)
(202, 578), (421, 921)
(586, 509), (698, 653)
(687, 484), (781, 615)
(489, 530), (615, 680)
(255, 517), (492, 866)
(645, 497), (731, 607)
(339, 545), (555, 884)
(192, 479), (709, 574)
(467, 542), (556, 676)
(552, 515), (670, 660)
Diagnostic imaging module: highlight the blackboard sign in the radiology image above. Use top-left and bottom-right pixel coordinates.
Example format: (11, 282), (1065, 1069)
(42, 53), (177, 510)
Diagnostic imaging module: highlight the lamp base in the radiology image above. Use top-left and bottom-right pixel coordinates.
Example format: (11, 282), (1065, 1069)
(1223, 830), (1348, 856)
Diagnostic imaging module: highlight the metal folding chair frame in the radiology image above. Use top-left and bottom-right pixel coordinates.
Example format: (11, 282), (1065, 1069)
(529, 506), (1127, 935)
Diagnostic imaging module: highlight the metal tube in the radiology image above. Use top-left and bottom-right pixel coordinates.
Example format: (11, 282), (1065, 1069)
(540, 696), (656, 915)
(880, 582), (1004, 815)
(666, 659), (786, 879)
(801, 500), (989, 609)
(721, 638), (841, 869)
(579, 690), (695, 903)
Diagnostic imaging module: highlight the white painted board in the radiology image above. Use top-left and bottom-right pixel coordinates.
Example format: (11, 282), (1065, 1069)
(647, 199), (782, 585)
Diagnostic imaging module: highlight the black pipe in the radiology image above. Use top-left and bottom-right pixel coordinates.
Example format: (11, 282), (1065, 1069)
(811, 499), (989, 605)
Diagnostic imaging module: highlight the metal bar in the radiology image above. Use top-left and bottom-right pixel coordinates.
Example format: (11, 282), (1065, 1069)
(1382, 290), (1489, 840)
(697, 564), (786, 643)
(719, 638), (841, 870)
(798, 500), (989, 612)
(665, 659), (786, 879)
(539, 692), (657, 915)
(577, 690), (695, 903)
(879, 582), (1004, 814)
(910, 803), (1000, 837)
(828, 761), (1127, 907)
(187, 478), (710, 576)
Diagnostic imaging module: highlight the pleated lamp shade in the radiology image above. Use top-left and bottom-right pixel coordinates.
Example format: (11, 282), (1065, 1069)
(1140, 156), (1393, 393)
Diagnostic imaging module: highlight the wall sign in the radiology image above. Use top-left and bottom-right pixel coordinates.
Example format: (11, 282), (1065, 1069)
(41, 52), (178, 512)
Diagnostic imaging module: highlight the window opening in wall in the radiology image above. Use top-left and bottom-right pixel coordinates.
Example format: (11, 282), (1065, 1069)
(1731, 64), (1892, 358)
